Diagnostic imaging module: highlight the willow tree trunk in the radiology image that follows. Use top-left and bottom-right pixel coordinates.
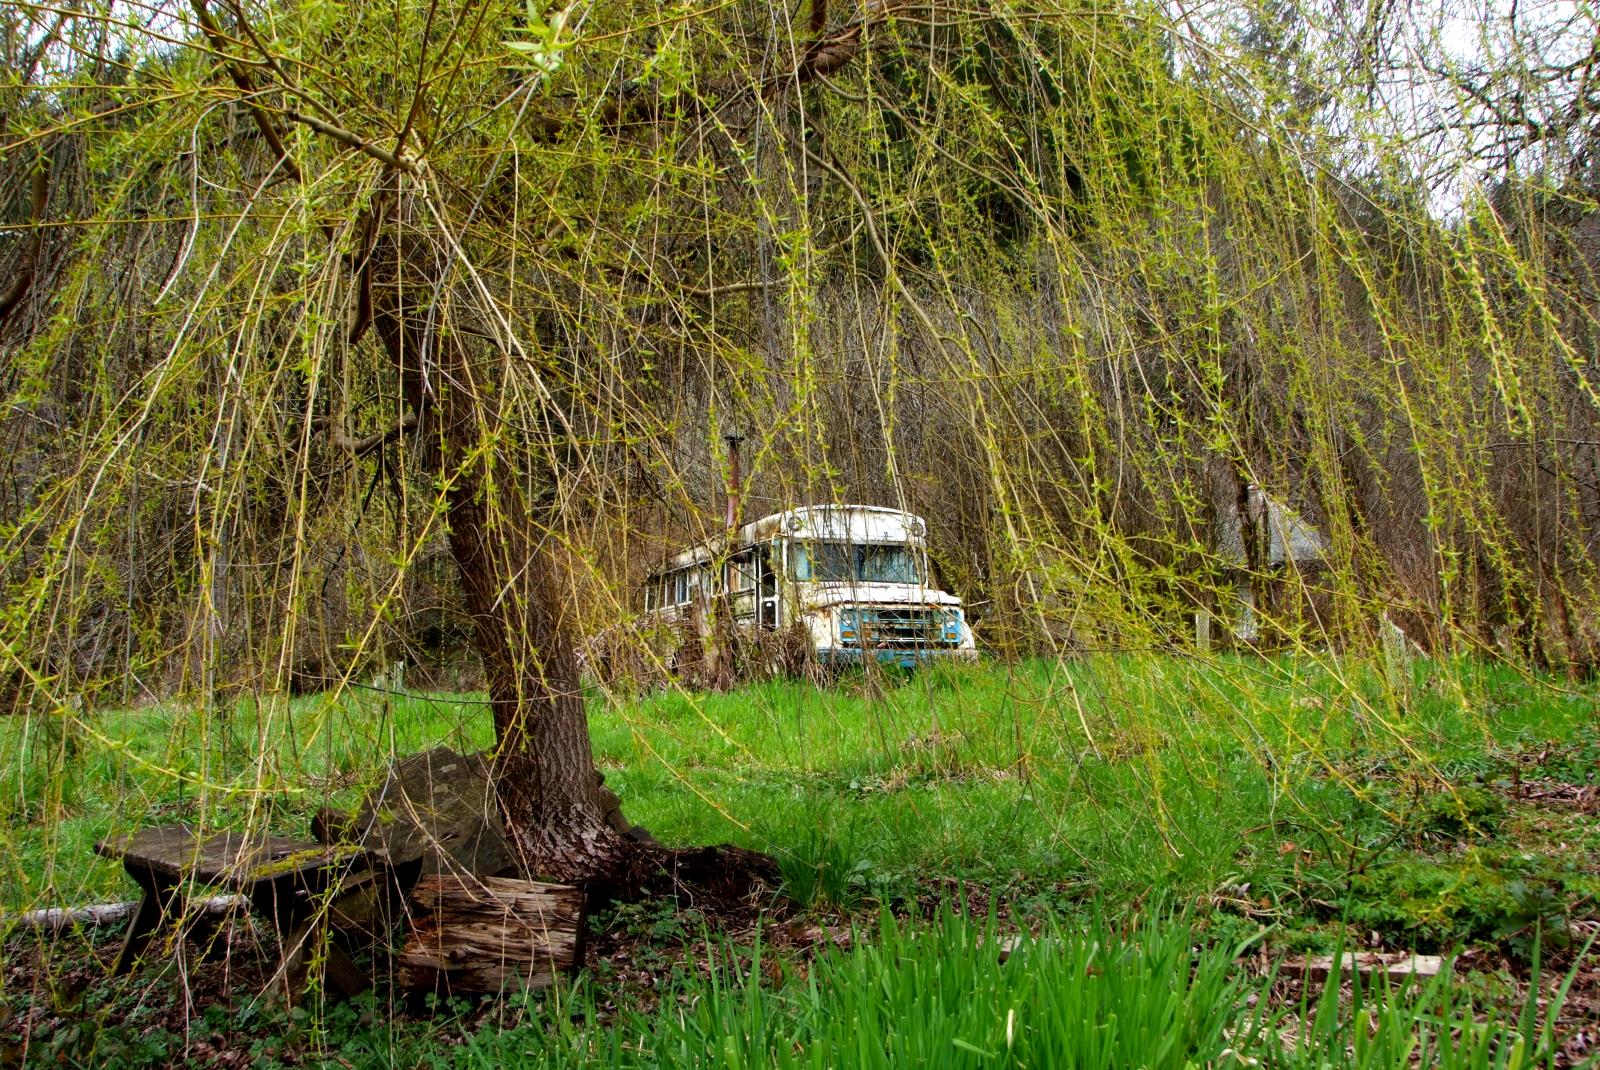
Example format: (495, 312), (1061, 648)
(369, 207), (626, 882)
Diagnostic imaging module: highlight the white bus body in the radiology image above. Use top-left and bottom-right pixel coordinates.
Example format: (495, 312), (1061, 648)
(642, 505), (977, 667)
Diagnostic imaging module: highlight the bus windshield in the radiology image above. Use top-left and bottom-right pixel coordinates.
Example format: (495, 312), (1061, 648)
(790, 542), (923, 584)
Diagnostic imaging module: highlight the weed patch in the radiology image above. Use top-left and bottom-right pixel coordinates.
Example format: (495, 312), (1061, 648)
(1335, 850), (1596, 957)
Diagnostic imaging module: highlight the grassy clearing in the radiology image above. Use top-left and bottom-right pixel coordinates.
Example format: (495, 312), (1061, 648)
(2, 654), (1597, 1066)
(2, 654), (1595, 935)
(603, 655), (1593, 915)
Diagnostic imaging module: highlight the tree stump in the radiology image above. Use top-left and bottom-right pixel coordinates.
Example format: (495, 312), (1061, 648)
(395, 874), (585, 994)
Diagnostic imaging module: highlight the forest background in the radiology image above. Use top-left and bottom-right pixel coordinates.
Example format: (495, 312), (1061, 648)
(5, 0), (1599, 702)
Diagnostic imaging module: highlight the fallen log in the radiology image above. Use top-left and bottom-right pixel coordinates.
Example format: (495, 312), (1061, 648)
(9, 895), (247, 932)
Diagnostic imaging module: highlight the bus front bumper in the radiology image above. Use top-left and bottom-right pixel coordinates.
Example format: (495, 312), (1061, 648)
(816, 647), (978, 668)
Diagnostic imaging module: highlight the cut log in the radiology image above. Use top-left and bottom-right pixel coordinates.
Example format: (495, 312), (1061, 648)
(395, 874), (584, 994)
(316, 748), (514, 880)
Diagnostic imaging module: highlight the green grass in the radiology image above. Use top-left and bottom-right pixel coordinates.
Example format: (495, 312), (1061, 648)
(459, 911), (1274, 1068)
(19, 908), (1585, 1068)
(130, 909), (1585, 1069)
(593, 653), (1596, 928)
(0, 653), (1593, 920)
(2, 653), (1597, 1066)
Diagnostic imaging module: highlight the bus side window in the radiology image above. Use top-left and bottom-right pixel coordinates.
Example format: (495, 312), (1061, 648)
(731, 553), (754, 591)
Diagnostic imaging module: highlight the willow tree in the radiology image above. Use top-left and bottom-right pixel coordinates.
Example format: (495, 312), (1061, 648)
(6, 0), (1599, 904)
(4, 0), (1231, 883)
(0, 0), (918, 881)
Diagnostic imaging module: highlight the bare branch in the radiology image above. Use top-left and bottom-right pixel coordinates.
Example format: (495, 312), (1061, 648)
(333, 414), (420, 457)
(281, 109), (417, 173)
(188, 0), (302, 183)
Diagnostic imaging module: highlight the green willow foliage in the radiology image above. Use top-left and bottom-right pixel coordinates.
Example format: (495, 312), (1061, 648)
(0, 2), (1596, 713)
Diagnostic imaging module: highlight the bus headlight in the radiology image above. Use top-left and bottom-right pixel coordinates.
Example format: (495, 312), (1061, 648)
(839, 609), (857, 643)
(943, 609), (961, 642)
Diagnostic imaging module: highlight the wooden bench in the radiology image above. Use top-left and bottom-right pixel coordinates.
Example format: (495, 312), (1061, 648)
(94, 825), (374, 1000)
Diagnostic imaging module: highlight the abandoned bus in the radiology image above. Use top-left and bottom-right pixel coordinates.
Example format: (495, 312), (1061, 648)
(642, 505), (977, 666)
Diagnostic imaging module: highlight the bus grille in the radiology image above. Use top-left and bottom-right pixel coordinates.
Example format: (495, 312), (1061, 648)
(846, 608), (951, 647)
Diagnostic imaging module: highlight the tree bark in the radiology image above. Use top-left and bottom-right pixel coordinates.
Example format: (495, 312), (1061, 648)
(368, 203), (625, 883)
(0, 160), (50, 328)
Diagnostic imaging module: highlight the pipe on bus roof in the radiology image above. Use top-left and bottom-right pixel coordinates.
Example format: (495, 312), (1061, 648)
(723, 432), (744, 530)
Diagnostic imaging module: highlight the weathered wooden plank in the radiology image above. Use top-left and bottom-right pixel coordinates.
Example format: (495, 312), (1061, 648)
(93, 824), (376, 1000)
(1281, 951), (1446, 985)
(396, 874), (584, 994)
(95, 826), (365, 888)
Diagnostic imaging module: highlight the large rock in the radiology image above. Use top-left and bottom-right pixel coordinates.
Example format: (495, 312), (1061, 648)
(315, 750), (658, 878)
(316, 747), (514, 879)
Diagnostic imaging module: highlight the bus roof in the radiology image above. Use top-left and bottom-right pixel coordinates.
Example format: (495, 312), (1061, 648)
(653, 505), (928, 573)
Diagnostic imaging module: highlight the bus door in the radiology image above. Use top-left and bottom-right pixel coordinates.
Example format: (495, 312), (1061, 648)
(757, 544), (779, 629)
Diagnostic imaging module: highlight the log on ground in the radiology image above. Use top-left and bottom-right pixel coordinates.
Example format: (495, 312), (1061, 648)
(395, 874), (584, 993)
(11, 895), (246, 931)
(1280, 951), (1446, 986)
